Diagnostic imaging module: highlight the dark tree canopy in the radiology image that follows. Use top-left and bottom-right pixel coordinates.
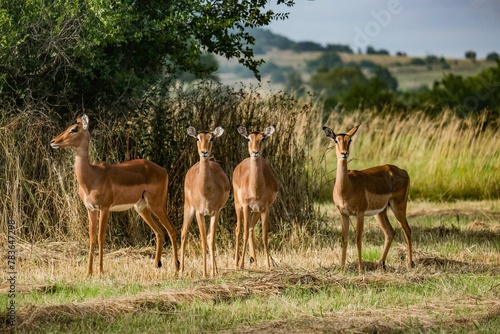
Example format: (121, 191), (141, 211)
(0, 0), (293, 110)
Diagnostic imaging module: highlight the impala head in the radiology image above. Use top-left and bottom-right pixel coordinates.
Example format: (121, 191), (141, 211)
(323, 124), (361, 160)
(237, 125), (275, 158)
(50, 114), (90, 149)
(187, 126), (224, 160)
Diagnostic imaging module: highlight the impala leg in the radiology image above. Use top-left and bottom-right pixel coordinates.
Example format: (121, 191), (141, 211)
(87, 209), (98, 276)
(180, 205), (195, 276)
(390, 202), (414, 269)
(97, 208), (110, 276)
(208, 212), (219, 277)
(153, 205), (179, 272)
(261, 210), (271, 269)
(234, 202), (242, 267)
(374, 210), (395, 271)
(355, 213), (365, 275)
(195, 212), (208, 278)
(239, 205), (251, 269)
(248, 212), (259, 265)
(339, 213), (350, 269)
(135, 204), (165, 269)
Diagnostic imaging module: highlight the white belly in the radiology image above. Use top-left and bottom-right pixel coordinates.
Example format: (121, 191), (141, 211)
(110, 203), (135, 212)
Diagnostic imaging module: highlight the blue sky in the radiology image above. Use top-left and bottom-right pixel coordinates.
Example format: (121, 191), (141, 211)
(266, 0), (500, 58)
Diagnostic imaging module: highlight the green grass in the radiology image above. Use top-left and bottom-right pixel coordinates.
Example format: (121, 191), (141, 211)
(2, 202), (499, 333)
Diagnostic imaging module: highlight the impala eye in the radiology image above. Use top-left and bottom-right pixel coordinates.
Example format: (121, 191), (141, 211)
(70, 127), (79, 134)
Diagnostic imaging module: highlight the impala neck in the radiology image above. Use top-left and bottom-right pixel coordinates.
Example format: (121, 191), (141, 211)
(249, 156), (265, 192)
(74, 136), (93, 191)
(335, 157), (351, 194)
(198, 157), (214, 193)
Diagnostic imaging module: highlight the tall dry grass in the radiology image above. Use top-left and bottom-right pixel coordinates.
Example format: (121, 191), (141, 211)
(0, 83), (322, 248)
(1, 86), (499, 251)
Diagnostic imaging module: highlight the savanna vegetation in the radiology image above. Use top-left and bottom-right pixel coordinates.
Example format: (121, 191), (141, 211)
(1, 1), (499, 333)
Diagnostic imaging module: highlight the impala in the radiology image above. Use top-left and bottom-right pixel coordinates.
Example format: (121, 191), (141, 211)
(323, 124), (414, 274)
(179, 126), (230, 277)
(50, 115), (179, 275)
(233, 125), (278, 269)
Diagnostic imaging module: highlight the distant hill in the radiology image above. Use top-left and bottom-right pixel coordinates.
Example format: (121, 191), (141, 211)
(249, 28), (354, 54)
(217, 28), (496, 92)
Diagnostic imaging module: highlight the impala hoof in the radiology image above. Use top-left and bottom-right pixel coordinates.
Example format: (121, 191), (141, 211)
(381, 262), (387, 271)
(250, 257), (254, 264)
(411, 261), (415, 268)
(157, 260), (162, 268)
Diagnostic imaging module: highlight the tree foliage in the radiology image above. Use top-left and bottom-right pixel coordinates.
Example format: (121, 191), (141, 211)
(0, 0), (293, 111)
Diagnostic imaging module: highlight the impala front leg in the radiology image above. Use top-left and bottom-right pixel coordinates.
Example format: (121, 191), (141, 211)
(195, 212), (208, 278)
(208, 213), (219, 277)
(234, 204), (242, 267)
(261, 210), (271, 269)
(239, 205), (251, 269)
(97, 208), (110, 276)
(339, 213), (350, 269)
(87, 209), (98, 276)
(180, 205), (195, 276)
(248, 212), (259, 265)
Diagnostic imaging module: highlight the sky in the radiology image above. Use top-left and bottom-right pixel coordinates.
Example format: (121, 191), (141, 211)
(266, 0), (500, 58)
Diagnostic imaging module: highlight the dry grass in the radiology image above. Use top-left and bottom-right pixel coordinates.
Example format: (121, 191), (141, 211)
(1, 201), (499, 333)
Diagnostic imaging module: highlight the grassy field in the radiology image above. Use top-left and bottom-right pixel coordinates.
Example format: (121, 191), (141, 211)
(1, 200), (499, 333)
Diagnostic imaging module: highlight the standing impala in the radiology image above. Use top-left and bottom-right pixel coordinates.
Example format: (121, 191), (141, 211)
(323, 124), (414, 274)
(180, 126), (230, 278)
(50, 115), (179, 275)
(233, 125), (278, 269)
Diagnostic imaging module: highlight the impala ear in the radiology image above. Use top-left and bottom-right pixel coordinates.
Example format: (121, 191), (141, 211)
(213, 126), (224, 138)
(80, 114), (89, 130)
(237, 125), (249, 138)
(186, 126), (198, 138)
(264, 125), (275, 137)
(347, 124), (361, 137)
(322, 126), (336, 139)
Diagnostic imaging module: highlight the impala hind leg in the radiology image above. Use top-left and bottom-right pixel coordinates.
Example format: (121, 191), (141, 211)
(87, 209), (98, 276)
(374, 210), (395, 270)
(134, 203), (165, 269)
(390, 202), (414, 269)
(180, 205), (195, 276)
(355, 213), (365, 275)
(151, 204), (179, 271)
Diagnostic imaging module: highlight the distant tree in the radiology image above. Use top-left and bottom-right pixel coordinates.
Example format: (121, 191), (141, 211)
(177, 54), (220, 83)
(396, 51), (407, 57)
(325, 44), (353, 53)
(293, 41), (324, 52)
(306, 52), (343, 72)
(285, 71), (305, 96)
(486, 52), (500, 62)
(372, 66), (398, 91)
(465, 50), (477, 62)
(366, 46), (390, 55)
(309, 67), (366, 104)
(341, 77), (395, 110)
